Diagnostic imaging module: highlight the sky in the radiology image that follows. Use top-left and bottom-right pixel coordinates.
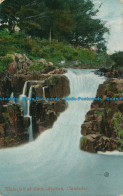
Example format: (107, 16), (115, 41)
(93, 0), (123, 52)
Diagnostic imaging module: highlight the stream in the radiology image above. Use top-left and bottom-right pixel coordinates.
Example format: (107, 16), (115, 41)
(0, 69), (123, 196)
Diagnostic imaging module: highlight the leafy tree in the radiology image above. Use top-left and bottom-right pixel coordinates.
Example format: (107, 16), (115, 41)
(111, 52), (123, 67)
(0, 0), (109, 48)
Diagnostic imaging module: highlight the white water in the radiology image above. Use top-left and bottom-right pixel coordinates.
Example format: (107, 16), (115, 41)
(42, 87), (45, 98)
(0, 69), (123, 196)
(23, 81), (28, 96)
(9, 92), (15, 104)
(26, 87), (33, 142)
(18, 83), (33, 141)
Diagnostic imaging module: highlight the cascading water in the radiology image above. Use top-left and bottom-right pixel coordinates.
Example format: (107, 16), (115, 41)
(23, 81), (28, 96)
(26, 87), (33, 142)
(0, 69), (123, 196)
(42, 87), (45, 98)
(17, 81), (28, 115)
(17, 81), (33, 141)
(9, 92), (15, 104)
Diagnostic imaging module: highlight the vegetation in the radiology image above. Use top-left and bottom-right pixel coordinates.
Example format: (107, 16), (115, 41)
(5, 136), (12, 142)
(106, 83), (112, 91)
(105, 108), (111, 114)
(0, 0), (122, 73)
(3, 113), (9, 119)
(80, 137), (87, 148)
(0, 30), (112, 69)
(0, 0), (109, 50)
(110, 52), (123, 76)
(95, 110), (103, 115)
(113, 112), (121, 119)
(111, 52), (123, 67)
(113, 112), (123, 139)
(51, 76), (58, 85)
(28, 64), (46, 72)
(0, 54), (13, 72)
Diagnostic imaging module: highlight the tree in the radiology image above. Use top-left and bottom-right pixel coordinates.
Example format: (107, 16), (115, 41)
(67, 0), (109, 49)
(111, 52), (123, 67)
(0, 0), (20, 32)
(0, 0), (109, 48)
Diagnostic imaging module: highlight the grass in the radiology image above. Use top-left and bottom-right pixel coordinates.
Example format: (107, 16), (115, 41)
(113, 94), (120, 98)
(113, 112), (123, 139)
(0, 55), (13, 73)
(106, 83), (112, 91)
(0, 30), (112, 71)
(113, 112), (121, 119)
(5, 136), (12, 142)
(3, 113), (9, 119)
(28, 64), (46, 72)
(51, 76), (58, 85)
(119, 140), (123, 144)
(105, 108), (111, 114)
(118, 130), (123, 138)
(120, 90), (123, 93)
(80, 137), (87, 148)
(95, 111), (103, 115)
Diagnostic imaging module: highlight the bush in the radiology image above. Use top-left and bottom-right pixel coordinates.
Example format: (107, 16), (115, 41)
(51, 76), (58, 85)
(28, 64), (46, 72)
(114, 112), (121, 119)
(0, 55), (13, 73)
(80, 137), (87, 148)
(0, 30), (111, 69)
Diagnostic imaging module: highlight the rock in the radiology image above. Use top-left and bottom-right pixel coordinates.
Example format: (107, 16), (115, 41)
(48, 62), (54, 66)
(41, 65), (56, 74)
(80, 134), (120, 153)
(45, 75), (70, 98)
(24, 117), (30, 128)
(8, 53), (33, 74)
(38, 58), (48, 65)
(80, 79), (123, 153)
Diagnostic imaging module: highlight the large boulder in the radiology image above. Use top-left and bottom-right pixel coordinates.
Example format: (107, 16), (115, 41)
(8, 53), (33, 74)
(81, 79), (123, 153)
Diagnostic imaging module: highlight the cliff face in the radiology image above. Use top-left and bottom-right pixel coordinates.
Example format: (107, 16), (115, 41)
(0, 54), (70, 148)
(80, 79), (123, 153)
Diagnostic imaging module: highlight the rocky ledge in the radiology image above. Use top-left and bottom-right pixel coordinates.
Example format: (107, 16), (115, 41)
(0, 54), (70, 148)
(80, 79), (123, 153)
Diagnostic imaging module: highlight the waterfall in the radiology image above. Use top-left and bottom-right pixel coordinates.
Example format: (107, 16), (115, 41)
(22, 81), (28, 96)
(42, 87), (45, 98)
(1, 69), (123, 196)
(17, 82), (33, 141)
(27, 87), (33, 116)
(26, 87), (33, 142)
(9, 92), (15, 104)
(17, 81), (28, 115)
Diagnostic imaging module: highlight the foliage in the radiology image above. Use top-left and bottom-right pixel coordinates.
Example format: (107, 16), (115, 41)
(106, 83), (112, 91)
(113, 112), (123, 139)
(0, 31), (111, 69)
(5, 136), (12, 142)
(111, 52), (123, 67)
(113, 112), (121, 119)
(113, 94), (120, 98)
(80, 137), (87, 148)
(28, 64), (46, 72)
(3, 113), (9, 119)
(105, 108), (111, 114)
(0, 0), (109, 49)
(95, 111), (103, 115)
(0, 54), (13, 72)
(51, 76), (58, 85)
